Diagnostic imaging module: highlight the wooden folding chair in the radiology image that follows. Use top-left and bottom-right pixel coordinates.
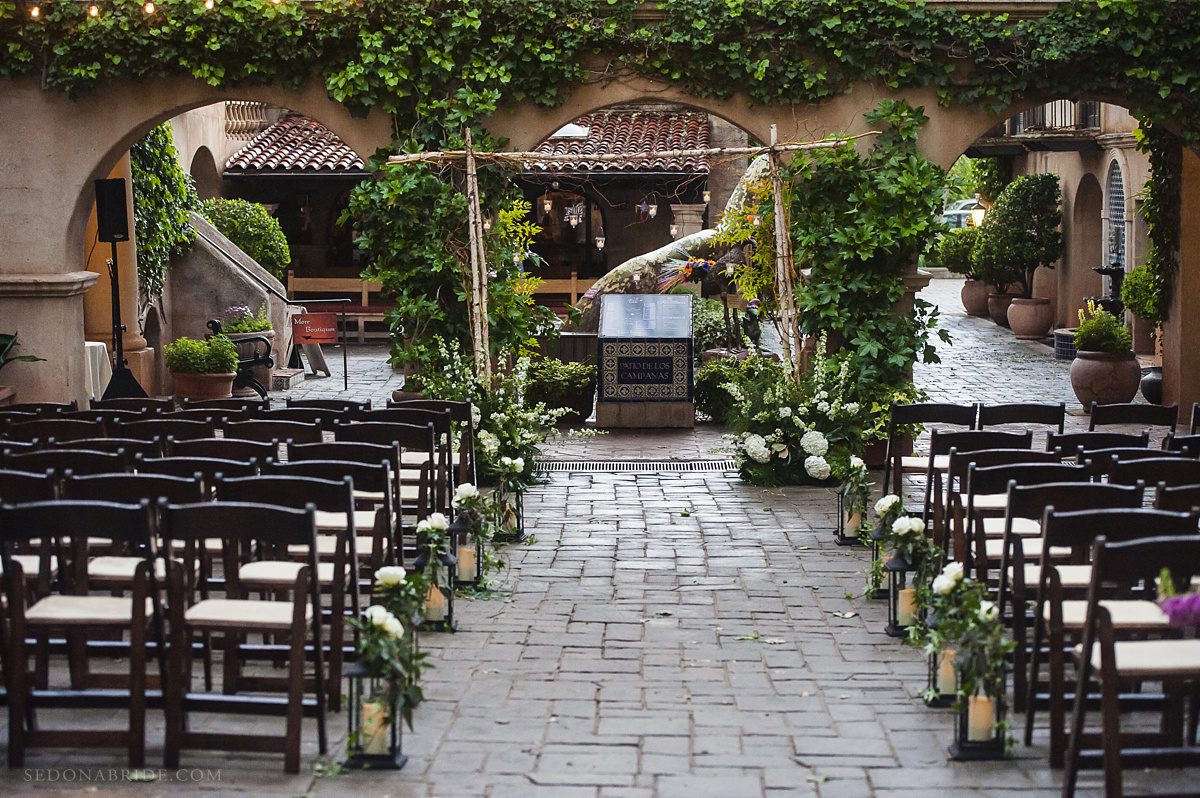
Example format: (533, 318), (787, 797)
(167, 437), (278, 463)
(286, 398), (371, 414)
(160, 501), (326, 773)
(4, 402), (77, 415)
(978, 402), (1066, 434)
(90, 397), (174, 413)
(119, 418), (216, 443)
(1026, 508), (1196, 767)
(66, 408), (156, 425)
(4, 448), (128, 475)
(54, 436), (164, 459)
(0, 499), (163, 767)
(879, 401), (978, 496)
(1154, 483), (1200, 514)
(224, 419), (323, 446)
(1000, 483), (1143, 715)
(942, 447), (1063, 556)
(388, 398), (477, 486)
(923, 429), (1033, 531)
(353, 409), (453, 512)
(1049, 431), (1150, 457)
(1164, 432), (1200, 453)
(256, 408), (350, 425)
(332, 420), (438, 528)
(1063, 535), (1200, 797)
(1090, 402), (1178, 433)
(216, 474), (358, 709)
(181, 397), (269, 412)
(136, 455), (259, 481)
(5, 418), (105, 444)
(1107, 458), (1200, 495)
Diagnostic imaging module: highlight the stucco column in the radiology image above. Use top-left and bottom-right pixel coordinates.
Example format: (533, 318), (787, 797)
(670, 204), (707, 238)
(0, 272), (98, 404)
(1161, 147), (1200, 422)
(82, 154), (157, 393)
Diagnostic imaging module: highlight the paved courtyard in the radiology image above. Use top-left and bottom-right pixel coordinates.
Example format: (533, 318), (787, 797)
(6, 280), (1186, 796)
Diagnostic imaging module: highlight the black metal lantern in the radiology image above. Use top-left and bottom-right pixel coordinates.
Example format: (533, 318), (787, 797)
(924, 620), (957, 708)
(834, 484), (867, 547)
(491, 485), (525, 544)
(949, 689), (1007, 760)
(885, 552), (915, 638)
(867, 525), (887, 600)
(344, 661), (408, 770)
(451, 515), (482, 587)
(413, 540), (456, 633)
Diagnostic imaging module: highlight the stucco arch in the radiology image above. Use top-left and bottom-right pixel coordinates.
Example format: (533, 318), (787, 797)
(188, 146), (221, 200)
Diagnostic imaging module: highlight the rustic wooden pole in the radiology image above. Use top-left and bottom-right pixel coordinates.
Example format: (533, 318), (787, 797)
(463, 128), (491, 379)
(767, 125), (800, 382)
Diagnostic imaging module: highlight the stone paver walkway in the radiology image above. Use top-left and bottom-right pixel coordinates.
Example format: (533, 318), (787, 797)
(6, 280), (1189, 796)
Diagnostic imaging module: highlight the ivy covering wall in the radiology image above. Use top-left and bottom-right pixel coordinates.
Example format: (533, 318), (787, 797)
(128, 122), (199, 299)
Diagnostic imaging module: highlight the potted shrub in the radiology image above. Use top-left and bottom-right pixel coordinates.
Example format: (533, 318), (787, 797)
(1121, 262), (1164, 403)
(933, 227), (988, 316)
(218, 304), (273, 394)
(1069, 301), (1140, 408)
(974, 174), (1063, 338)
(165, 334), (238, 401)
(524, 358), (597, 425)
(0, 332), (44, 405)
(970, 228), (1022, 329)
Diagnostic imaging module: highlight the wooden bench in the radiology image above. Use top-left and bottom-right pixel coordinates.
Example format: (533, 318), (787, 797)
(532, 271), (597, 305)
(286, 276), (388, 343)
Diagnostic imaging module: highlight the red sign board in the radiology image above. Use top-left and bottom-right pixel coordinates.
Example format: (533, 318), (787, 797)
(291, 312), (339, 345)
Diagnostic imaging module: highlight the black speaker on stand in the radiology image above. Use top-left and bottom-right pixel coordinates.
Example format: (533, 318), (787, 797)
(95, 177), (147, 399)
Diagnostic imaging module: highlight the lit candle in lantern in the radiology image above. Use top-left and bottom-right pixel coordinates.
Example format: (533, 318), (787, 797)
(897, 588), (917, 626)
(937, 648), (957, 695)
(843, 510), (861, 537)
(425, 583), (447, 622)
(967, 694), (994, 741)
(457, 544), (476, 581)
(360, 698), (391, 755)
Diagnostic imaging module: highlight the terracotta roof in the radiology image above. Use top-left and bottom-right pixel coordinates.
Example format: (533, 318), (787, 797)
(225, 113), (365, 174)
(526, 111), (710, 173)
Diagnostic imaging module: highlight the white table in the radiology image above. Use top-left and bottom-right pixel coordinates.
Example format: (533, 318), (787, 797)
(84, 340), (112, 401)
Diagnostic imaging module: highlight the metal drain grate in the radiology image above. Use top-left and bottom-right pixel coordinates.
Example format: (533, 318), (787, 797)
(536, 459), (737, 473)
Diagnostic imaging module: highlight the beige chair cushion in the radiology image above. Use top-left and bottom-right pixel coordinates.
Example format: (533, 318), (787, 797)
(985, 537), (1071, 560)
(88, 556), (170, 581)
(1087, 639), (1200, 678)
(967, 493), (1007, 511)
(980, 516), (1040, 538)
(901, 454), (949, 472)
(26, 595), (152, 626)
(400, 452), (432, 466)
(354, 489), (386, 502)
(288, 535), (377, 559)
(0, 554), (58, 579)
(240, 560), (341, 586)
(314, 509), (378, 532)
(1045, 599), (1170, 628)
(1010, 564), (1093, 590)
(185, 598), (309, 631)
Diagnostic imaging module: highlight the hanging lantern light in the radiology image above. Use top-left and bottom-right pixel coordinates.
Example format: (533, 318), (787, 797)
(703, 189), (712, 204)
(482, 216), (492, 232)
(542, 195), (553, 215)
(648, 204), (658, 219)
(669, 224), (678, 238)
(594, 236), (606, 251)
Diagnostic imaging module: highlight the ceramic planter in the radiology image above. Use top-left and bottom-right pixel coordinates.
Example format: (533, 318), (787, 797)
(986, 293), (1016, 328)
(1007, 297), (1055, 340)
(960, 279), (990, 317)
(171, 371), (236, 402)
(1069, 351), (1141, 408)
(1140, 366), (1164, 405)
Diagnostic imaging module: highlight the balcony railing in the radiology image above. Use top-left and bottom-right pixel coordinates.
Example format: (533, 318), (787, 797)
(1008, 100), (1101, 134)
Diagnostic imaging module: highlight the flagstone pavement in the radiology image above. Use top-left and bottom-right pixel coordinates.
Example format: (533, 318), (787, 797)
(6, 279), (1189, 797)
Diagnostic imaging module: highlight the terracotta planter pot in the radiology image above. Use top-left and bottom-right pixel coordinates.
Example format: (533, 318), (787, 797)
(171, 371), (236, 402)
(1007, 297), (1055, 340)
(226, 330), (274, 397)
(1069, 351), (1141, 409)
(987, 293), (1016, 328)
(960, 279), (990, 317)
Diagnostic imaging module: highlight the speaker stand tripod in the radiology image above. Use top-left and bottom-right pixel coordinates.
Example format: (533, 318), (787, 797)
(101, 240), (147, 399)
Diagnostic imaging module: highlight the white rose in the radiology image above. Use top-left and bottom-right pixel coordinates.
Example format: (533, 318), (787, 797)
(425, 512), (449, 532)
(849, 455), (865, 470)
(383, 615), (405, 639)
(453, 483), (479, 506)
(892, 516), (914, 536)
(800, 430), (829, 456)
(364, 605), (388, 626)
(804, 455), (831, 480)
(875, 494), (901, 517)
(978, 600), (998, 622)
(941, 561), (964, 583)
(932, 574), (955, 596)
(375, 566), (407, 587)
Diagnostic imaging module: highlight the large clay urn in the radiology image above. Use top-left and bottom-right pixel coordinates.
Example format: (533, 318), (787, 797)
(172, 371), (236, 402)
(960, 279), (990, 317)
(1007, 297), (1055, 340)
(987, 293), (1016, 328)
(1069, 351), (1141, 408)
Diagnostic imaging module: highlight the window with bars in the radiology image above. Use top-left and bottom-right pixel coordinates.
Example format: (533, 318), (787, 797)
(1106, 162), (1126, 269)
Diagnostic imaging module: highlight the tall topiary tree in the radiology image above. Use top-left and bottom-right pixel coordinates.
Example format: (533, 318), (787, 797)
(130, 123), (200, 300)
(972, 173), (1063, 299)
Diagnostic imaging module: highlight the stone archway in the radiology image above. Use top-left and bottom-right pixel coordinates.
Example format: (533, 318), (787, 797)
(189, 146), (222, 200)
(1065, 173), (1104, 325)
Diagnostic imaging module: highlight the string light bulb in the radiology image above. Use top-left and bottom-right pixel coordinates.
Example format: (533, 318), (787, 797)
(647, 204), (658, 219)
(204, 0), (214, 8)
(595, 236), (605, 251)
(703, 189), (712, 204)
(28, 2), (40, 18)
(669, 223), (679, 238)
(87, 2), (100, 16)
(143, 0), (155, 13)
(542, 196), (552, 215)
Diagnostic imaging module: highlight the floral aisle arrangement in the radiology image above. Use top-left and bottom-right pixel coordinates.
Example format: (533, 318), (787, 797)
(1158, 568), (1200, 629)
(838, 455), (870, 542)
(414, 512), (454, 627)
(726, 337), (868, 486)
(866, 493), (905, 595)
(884, 513), (941, 633)
(452, 482), (500, 584)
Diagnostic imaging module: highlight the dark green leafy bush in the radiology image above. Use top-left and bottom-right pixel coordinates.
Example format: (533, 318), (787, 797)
(695, 355), (784, 425)
(931, 227), (978, 278)
(691, 296), (745, 353)
(1121, 263), (1160, 323)
(973, 173), (1063, 298)
(525, 358), (596, 421)
(130, 124), (199, 298)
(164, 335), (239, 374)
(201, 198), (291, 282)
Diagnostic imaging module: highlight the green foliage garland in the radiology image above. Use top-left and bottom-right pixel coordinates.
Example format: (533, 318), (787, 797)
(129, 123), (199, 298)
(201, 197), (291, 282)
(1134, 122), (1182, 324)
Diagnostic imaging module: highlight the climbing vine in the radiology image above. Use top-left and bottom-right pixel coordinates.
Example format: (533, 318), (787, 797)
(129, 122), (199, 300)
(1133, 122), (1181, 324)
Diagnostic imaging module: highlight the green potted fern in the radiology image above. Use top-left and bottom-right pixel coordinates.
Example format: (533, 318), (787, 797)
(165, 335), (239, 401)
(0, 332), (44, 405)
(1069, 302), (1140, 409)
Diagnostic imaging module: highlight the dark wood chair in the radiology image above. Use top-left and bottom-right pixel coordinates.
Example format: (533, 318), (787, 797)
(977, 402), (1066, 434)
(388, 398), (477, 486)
(118, 418), (216, 443)
(1074, 447), (1192, 479)
(879, 401), (978, 495)
(5, 418), (106, 444)
(216, 474), (358, 709)
(922, 429), (1033, 530)
(334, 420), (440, 518)
(53, 436), (164, 459)
(1154, 483), (1200, 513)
(0, 411), (39, 433)
(1089, 401), (1178, 432)
(1027, 507), (1196, 767)
(160, 408), (241, 423)
(1062, 535), (1200, 797)
(286, 398), (371, 414)
(65, 408), (155, 425)
(159, 501), (325, 773)
(1000, 482), (1143, 715)
(1048, 430), (1150, 457)
(942, 447), (1063, 554)
(90, 397), (174, 413)
(168, 437), (278, 463)
(0, 469), (59, 595)
(4, 401), (78, 415)
(181, 397), (269, 412)
(223, 419), (323, 445)
(135, 455), (259, 481)
(1107, 457), (1200, 489)
(1164, 431), (1200, 453)
(0, 499), (162, 767)
(4, 447), (128, 475)
(354, 409), (453, 511)
(253, 407), (349, 425)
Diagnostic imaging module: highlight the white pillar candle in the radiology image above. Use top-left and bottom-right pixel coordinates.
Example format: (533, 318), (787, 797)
(457, 544), (476, 580)
(967, 695), (995, 742)
(844, 510), (861, 537)
(897, 587), (917, 627)
(360, 700), (391, 755)
(937, 648), (957, 695)
(425, 583), (447, 622)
